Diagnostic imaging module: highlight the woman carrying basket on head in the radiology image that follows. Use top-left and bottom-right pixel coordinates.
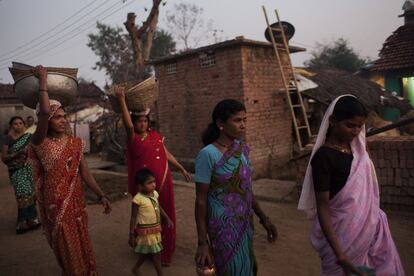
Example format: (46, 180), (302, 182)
(114, 84), (192, 266)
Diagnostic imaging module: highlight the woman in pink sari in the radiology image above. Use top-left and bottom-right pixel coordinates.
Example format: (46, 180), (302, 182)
(115, 86), (191, 266)
(298, 95), (405, 276)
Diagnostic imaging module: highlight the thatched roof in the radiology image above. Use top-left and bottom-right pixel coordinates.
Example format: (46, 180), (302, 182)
(299, 69), (412, 115)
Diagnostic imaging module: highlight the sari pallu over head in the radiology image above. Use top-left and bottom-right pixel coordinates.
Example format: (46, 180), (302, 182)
(298, 95), (405, 276)
(207, 142), (256, 276)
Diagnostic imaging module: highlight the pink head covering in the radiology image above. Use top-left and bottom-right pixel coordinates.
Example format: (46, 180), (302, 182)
(298, 94), (363, 218)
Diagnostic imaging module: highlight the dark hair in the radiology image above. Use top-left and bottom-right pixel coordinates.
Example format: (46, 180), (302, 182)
(202, 99), (246, 145)
(135, 168), (155, 186)
(131, 113), (150, 126)
(9, 116), (25, 126)
(332, 96), (368, 121)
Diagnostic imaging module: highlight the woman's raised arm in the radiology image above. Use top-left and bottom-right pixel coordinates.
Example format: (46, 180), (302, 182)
(31, 65), (51, 146)
(114, 85), (135, 144)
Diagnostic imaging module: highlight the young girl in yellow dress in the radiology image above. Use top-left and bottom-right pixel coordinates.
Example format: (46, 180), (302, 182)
(129, 168), (173, 276)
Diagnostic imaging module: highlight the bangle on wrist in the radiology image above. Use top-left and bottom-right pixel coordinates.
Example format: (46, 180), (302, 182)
(39, 89), (47, 92)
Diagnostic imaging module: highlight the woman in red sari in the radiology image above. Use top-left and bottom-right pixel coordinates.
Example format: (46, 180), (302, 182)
(115, 85), (191, 266)
(28, 66), (112, 275)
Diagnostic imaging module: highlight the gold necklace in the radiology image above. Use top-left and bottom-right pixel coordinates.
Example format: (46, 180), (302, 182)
(50, 135), (66, 142)
(140, 132), (148, 142)
(325, 143), (352, 154)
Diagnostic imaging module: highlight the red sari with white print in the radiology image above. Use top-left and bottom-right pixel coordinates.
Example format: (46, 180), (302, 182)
(29, 136), (98, 276)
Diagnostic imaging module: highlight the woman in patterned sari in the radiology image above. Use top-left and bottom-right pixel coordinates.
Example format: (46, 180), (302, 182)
(194, 99), (278, 276)
(114, 85), (192, 266)
(2, 116), (40, 233)
(28, 65), (112, 275)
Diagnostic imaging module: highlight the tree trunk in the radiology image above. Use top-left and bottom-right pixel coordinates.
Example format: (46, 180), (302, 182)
(124, 0), (162, 81)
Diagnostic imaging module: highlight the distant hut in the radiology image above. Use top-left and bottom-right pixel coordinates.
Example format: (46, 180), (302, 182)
(297, 69), (412, 134)
(369, 1), (414, 121)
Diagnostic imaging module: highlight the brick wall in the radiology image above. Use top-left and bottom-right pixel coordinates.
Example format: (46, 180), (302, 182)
(154, 47), (244, 166)
(154, 43), (294, 177)
(294, 136), (414, 211)
(368, 136), (414, 210)
(241, 46), (293, 177)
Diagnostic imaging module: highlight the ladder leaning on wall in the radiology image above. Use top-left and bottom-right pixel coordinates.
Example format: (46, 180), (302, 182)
(262, 6), (312, 152)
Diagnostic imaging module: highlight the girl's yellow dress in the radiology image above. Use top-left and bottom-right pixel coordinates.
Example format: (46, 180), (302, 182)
(132, 191), (162, 253)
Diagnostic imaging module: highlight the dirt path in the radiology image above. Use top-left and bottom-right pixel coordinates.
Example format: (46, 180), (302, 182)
(0, 162), (413, 275)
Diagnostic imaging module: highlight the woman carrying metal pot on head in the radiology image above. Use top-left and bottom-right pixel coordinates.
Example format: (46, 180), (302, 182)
(27, 65), (112, 275)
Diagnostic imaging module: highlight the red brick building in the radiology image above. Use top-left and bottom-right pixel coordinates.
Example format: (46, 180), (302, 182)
(150, 37), (305, 177)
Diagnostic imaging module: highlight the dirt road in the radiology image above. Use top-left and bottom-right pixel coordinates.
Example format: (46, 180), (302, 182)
(0, 162), (413, 275)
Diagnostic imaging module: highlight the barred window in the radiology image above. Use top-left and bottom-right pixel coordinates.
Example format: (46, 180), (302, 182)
(166, 63), (177, 74)
(199, 52), (216, 68)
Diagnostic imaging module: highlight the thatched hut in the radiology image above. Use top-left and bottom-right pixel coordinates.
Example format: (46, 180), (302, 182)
(296, 69), (413, 134)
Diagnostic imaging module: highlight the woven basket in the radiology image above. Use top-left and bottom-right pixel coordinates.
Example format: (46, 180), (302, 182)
(109, 76), (158, 113)
(9, 67), (78, 82)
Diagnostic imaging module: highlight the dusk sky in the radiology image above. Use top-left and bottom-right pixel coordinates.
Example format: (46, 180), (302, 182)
(0, 0), (405, 88)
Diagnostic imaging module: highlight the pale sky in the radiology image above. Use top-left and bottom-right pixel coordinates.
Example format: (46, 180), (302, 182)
(0, 0), (404, 88)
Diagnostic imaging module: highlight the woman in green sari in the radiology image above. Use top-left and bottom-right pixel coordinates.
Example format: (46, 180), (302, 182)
(2, 116), (40, 233)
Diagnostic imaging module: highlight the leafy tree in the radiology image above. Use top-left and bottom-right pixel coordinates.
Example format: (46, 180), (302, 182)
(165, 2), (216, 50)
(87, 22), (175, 84)
(305, 38), (369, 73)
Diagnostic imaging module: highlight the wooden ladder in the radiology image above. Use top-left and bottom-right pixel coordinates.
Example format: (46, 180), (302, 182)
(262, 6), (312, 151)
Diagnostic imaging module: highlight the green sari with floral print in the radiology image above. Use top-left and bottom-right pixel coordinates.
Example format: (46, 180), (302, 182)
(6, 133), (39, 226)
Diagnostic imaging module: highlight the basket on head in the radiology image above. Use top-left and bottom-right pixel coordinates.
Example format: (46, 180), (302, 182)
(108, 76), (158, 113)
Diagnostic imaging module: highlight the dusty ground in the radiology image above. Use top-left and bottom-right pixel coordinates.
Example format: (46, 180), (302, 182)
(0, 162), (413, 276)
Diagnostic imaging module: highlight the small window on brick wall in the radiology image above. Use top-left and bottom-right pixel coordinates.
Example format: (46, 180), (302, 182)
(199, 52), (216, 68)
(166, 62), (177, 74)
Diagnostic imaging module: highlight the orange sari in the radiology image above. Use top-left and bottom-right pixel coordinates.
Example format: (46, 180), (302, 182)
(29, 136), (97, 276)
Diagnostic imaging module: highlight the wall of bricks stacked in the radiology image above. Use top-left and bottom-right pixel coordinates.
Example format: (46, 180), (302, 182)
(154, 47), (245, 168)
(240, 46), (293, 177)
(368, 136), (414, 210)
(154, 43), (294, 176)
(293, 136), (414, 211)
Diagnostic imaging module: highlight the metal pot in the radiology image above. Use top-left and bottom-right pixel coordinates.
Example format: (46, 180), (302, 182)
(14, 73), (78, 109)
